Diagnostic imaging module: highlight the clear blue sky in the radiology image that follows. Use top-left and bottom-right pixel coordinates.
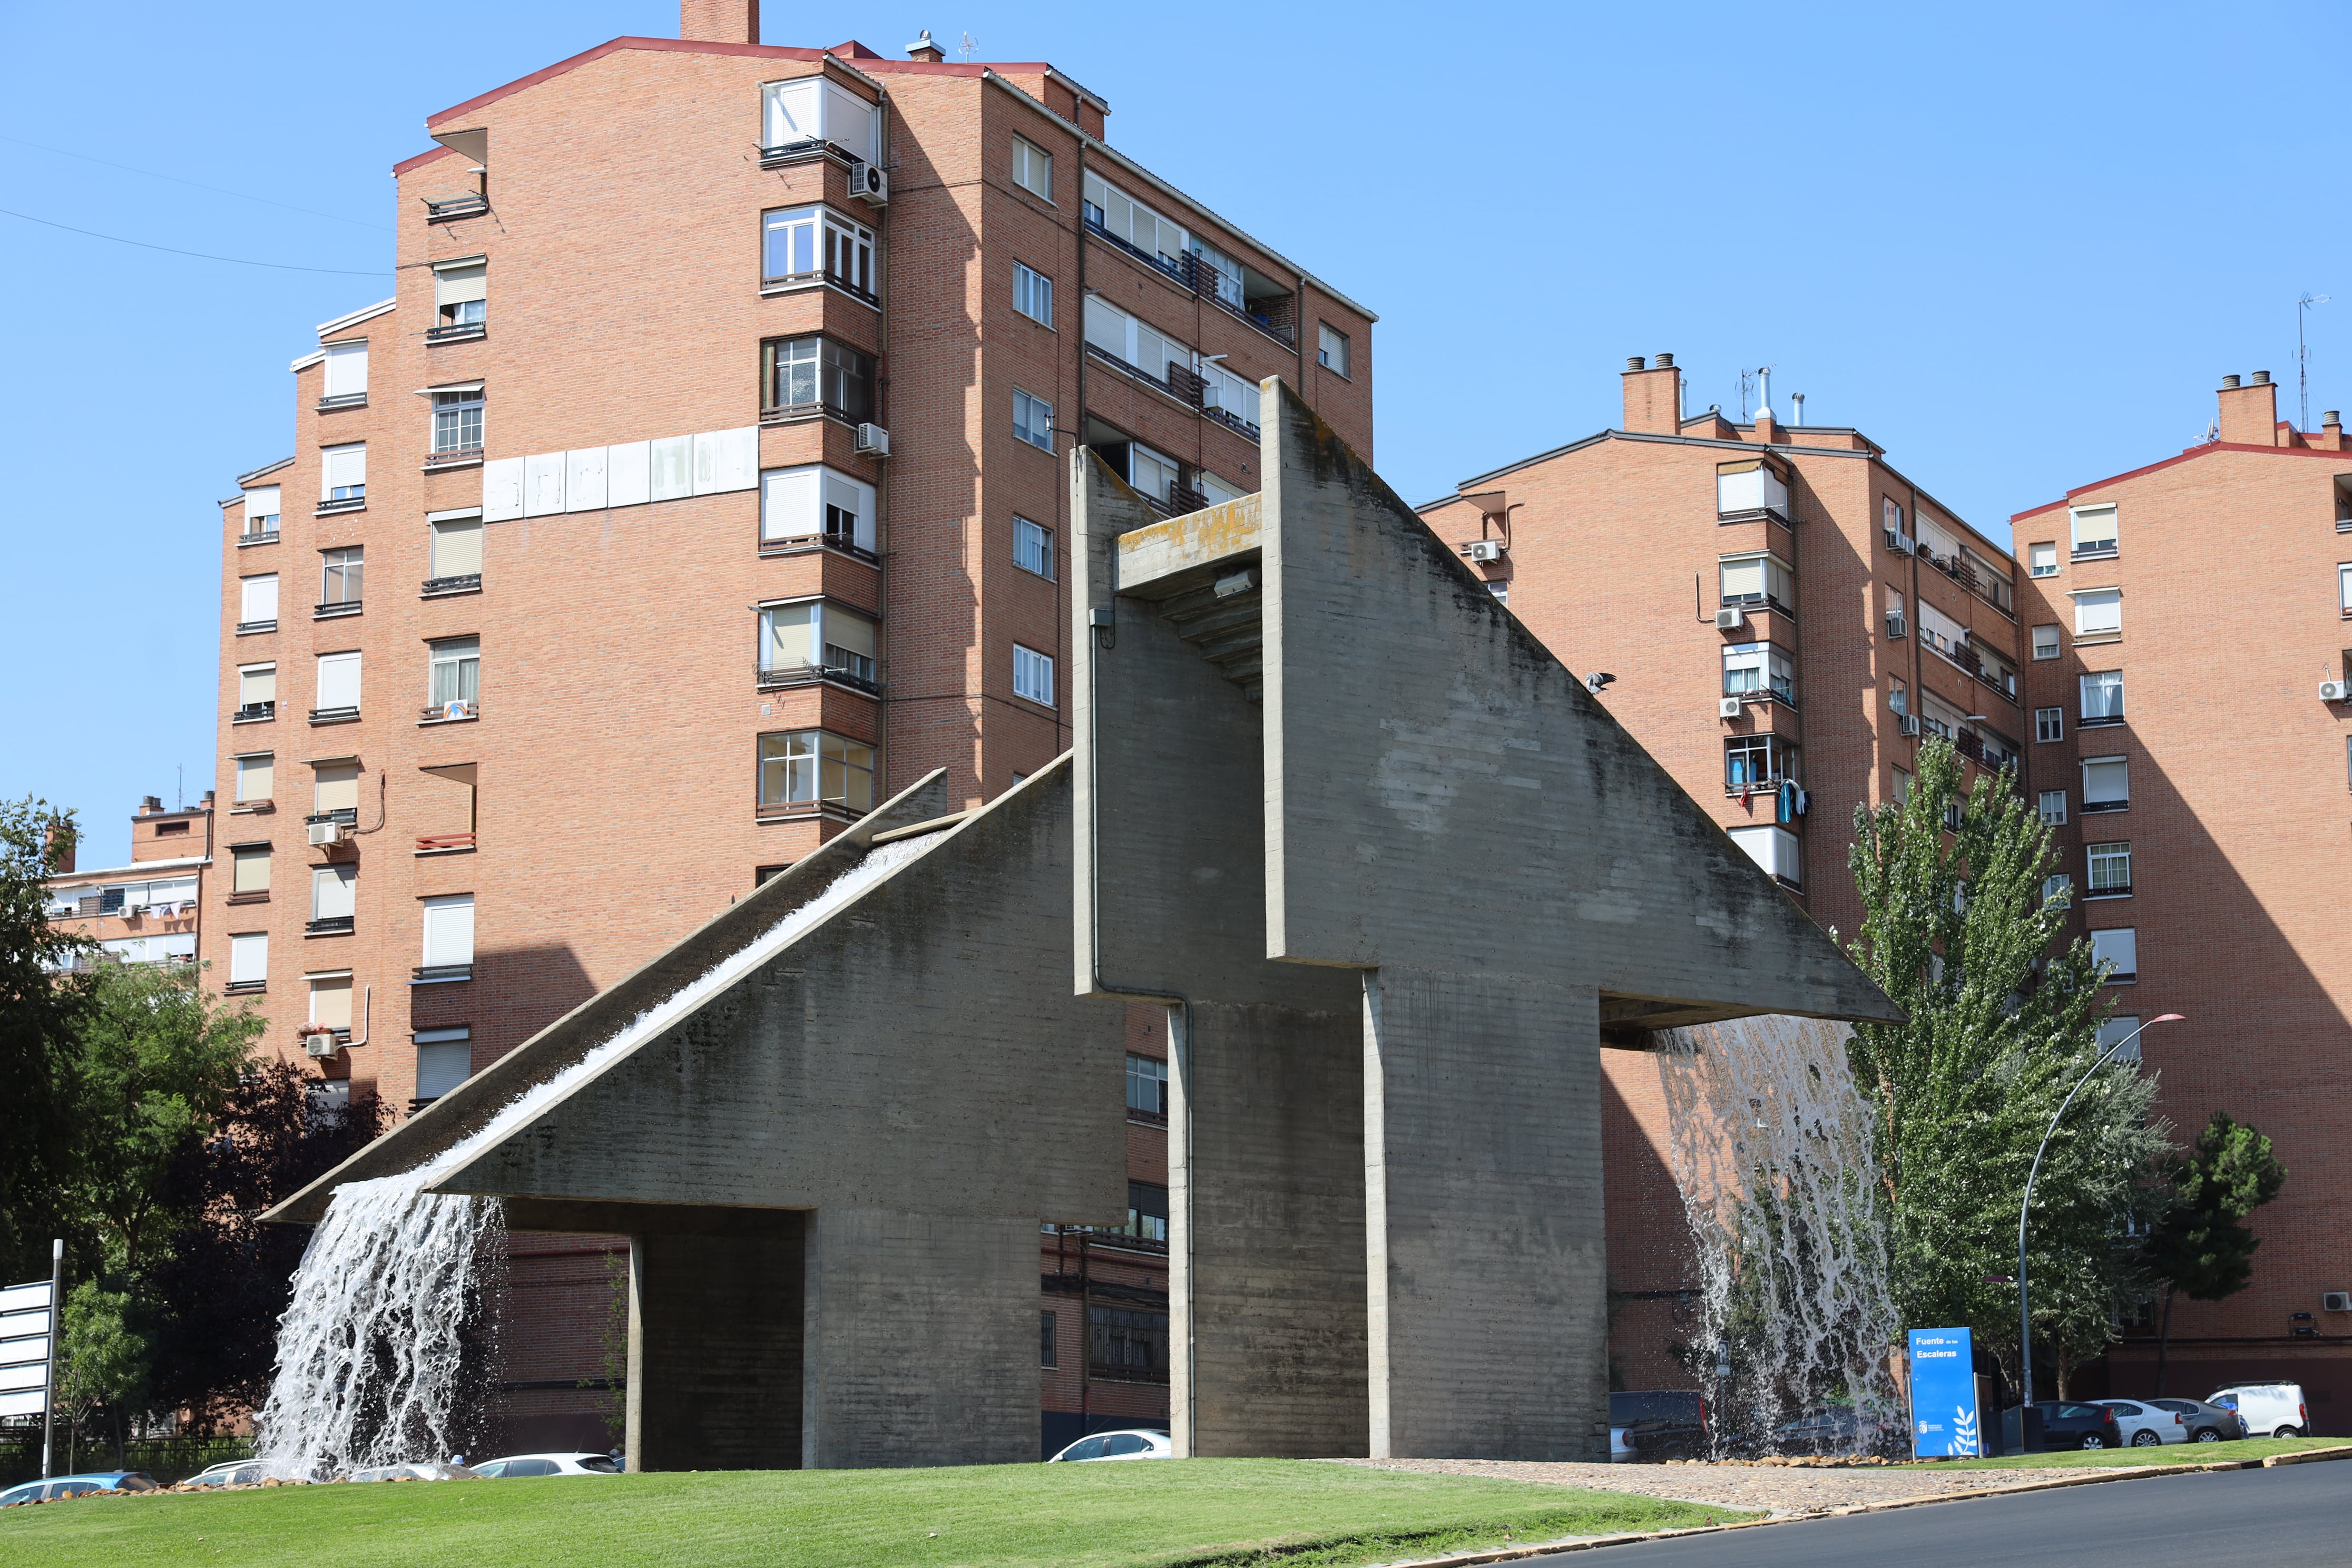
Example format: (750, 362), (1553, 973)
(5, 2), (2344, 866)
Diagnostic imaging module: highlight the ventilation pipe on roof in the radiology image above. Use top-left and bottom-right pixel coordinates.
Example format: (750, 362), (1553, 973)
(1791, 392), (1805, 426)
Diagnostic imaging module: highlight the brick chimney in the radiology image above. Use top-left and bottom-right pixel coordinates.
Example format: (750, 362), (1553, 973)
(2321, 410), (2344, 452)
(44, 816), (74, 876)
(2217, 371), (2279, 446)
(1621, 352), (1681, 436)
(680, 0), (759, 43)
(906, 28), (946, 62)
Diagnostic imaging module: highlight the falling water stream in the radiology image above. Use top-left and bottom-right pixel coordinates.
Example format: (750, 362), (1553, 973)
(256, 836), (931, 1474)
(1656, 1015), (1904, 1454)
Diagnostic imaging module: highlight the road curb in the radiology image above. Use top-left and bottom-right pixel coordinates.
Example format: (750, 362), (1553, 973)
(1361, 1448), (2352, 1567)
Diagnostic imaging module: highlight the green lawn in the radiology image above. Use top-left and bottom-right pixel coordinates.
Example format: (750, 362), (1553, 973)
(0, 1458), (1752, 1568)
(1910, 1435), (2350, 1471)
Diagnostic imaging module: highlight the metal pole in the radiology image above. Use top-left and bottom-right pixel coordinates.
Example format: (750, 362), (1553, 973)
(41, 1239), (60, 1479)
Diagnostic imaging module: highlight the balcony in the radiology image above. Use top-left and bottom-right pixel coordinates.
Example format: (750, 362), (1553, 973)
(2081, 797), (2130, 815)
(423, 446), (484, 471)
(311, 808), (360, 827)
(1083, 221), (1299, 346)
(316, 393), (367, 413)
(222, 978), (267, 996)
(232, 701), (276, 723)
(412, 962), (473, 984)
(305, 915), (355, 935)
(759, 267), (877, 307)
(758, 531), (878, 565)
(418, 701), (478, 724)
(415, 832), (476, 854)
(308, 705), (360, 724)
(316, 495), (366, 517)
(756, 661), (883, 697)
(421, 573), (482, 596)
(238, 528), (280, 547)
(2072, 541), (2119, 562)
(426, 192), (490, 223)
(314, 599), (362, 620)
(425, 320), (486, 344)
(236, 619), (278, 635)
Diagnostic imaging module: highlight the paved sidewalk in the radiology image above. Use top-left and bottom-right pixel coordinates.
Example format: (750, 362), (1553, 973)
(1338, 1457), (2095, 1516)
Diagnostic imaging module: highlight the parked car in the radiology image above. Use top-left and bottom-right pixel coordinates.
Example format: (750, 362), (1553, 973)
(2028, 1401), (2125, 1450)
(0, 1472), (158, 1505)
(1770, 1406), (1893, 1455)
(2145, 1396), (2246, 1443)
(472, 1452), (623, 1477)
(1046, 1429), (1172, 1463)
(187, 1459), (310, 1487)
(2209, 1383), (2308, 1438)
(2096, 1399), (2187, 1446)
(345, 1462), (480, 1483)
(1610, 1390), (1710, 1463)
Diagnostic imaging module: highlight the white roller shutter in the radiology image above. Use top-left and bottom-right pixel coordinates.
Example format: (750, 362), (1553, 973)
(761, 466), (820, 540)
(316, 652), (361, 710)
(322, 341), (368, 398)
(422, 894), (475, 966)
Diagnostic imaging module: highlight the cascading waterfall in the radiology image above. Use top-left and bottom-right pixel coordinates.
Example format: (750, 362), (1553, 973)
(1655, 1014), (1903, 1454)
(257, 835), (931, 1473)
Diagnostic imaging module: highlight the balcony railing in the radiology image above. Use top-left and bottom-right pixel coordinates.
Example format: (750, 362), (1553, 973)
(1083, 220), (1299, 346)
(413, 962), (473, 984)
(310, 808), (360, 826)
(305, 915), (355, 935)
(416, 832), (476, 852)
(758, 531), (879, 565)
(421, 573), (482, 596)
(418, 701), (478, 722)
(236, 619), (277, 635)
(308, 705), (360, 723)
(314, 599), (362, 619)
(238, 528), (280, 547)
(756, 661), (883, 697)
(758, 267), (877, 306)
(233, 701), (276, 722)
(424, 446), (484, 468)
(222, 978), (266, 996)
(425, 320), (486, 344)
(316, 393), (367, 412)
(316, 495), (366, 516)
(426, 192), (490, 222)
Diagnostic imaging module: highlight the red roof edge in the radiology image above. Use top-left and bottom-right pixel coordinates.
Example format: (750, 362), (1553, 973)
(2009, 439), (2352, 524)
(393, 144), (456, 177)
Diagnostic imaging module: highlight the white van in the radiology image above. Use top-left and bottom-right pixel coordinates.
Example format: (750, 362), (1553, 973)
(2209, 1383), (2308, 1438)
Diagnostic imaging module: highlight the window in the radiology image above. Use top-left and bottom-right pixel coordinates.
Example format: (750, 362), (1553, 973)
(2071, 503), (2118, 557)
(1917, 599), (1970, 662)
(756, 730), (876, 815)
(314, 652), (361, 716)
(231, 844), (271, 895)
(433, 259), (486, 326)
(2080, 670), (2124, 724)
(1013, 643), (1056, 707)
(1189, 235), (1248, 309)
(238, 662), (277, 713)
(313, 762), (359, 816)
(242, 486), (281, 537)
(1040, 1311), (1057, 1369)
(234, 752), (273, 803)
(1920, 692), (1968, 742)
(1317, 322), (1351, 377)
(1719, 551), (1795, 612)
(430, 517), (483, 580)
(310, 864), (356, 921)
(322, 443), (366, 503)
(1014, 262), (1053, 326)
(1885, 587), (1906, 636)
(1014, 516), (1054, 580)
(431, 386), (484, 455)
(1084, 295), (1192, 387)
(422, 894), (475, 969)
(2036, 707), (2064, 742)
(1089, 1304), (1168, 1378)
(759, 602), (878, 686)
(2097, 1015), (2143, 1062)
(239, 573), (279, 628)
(308, 973), (352, 1031)
(762, 336), (873, 423)
(2073, 587), (2121, 638)
(761, 204), (874, 298)
(1122, 441), (1181, 509)
(228, 932), (267, 987)
(320, 547), (363, 607)
(1125, 1181), (1169, 1243)
(1722, 642), (1796, 703)
(1717, 459), (1791, 519)
(415, 1027), (473, 1102)
(2082, 756), (2130, 812)
(2038, 790), (2067, 826)
(1083, 171), (1187, 271)
(428, 638), (479, 712)
(761, 76), (877, 162)
(2340, 562), (2352, 614)
(2090, 927), (2138, 983)
(2087, 840), (2132, 896)
(1197, 359), (1261, 432)
(1891, 767), (1911, 804)
(322, 340), (367, 401)
(2043, 873), (2072, 906)
(1728, 824), (1802, 887)
(2032, 624), (2061, 660)
(1724, 734), (1798, 790)
(1974, 640), (2018, 698)
(1014, 389), (1054, 452)
(2029, 542), (2059, 577)
(760, 465), (876, 555)
(1126, 1054), (1168, 1119)
(1884, 497), (1905, 537)
(1012, 135), (1053, 199)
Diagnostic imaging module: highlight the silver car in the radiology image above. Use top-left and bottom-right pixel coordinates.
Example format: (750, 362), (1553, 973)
(2145, 1396), (2246, 1443)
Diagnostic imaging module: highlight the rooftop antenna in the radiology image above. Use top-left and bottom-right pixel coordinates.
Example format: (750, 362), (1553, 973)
(1737, 370), (1753, 421)
(958, 30), (976, 58)
(177, 764), (183, 809)
(2299, 293), (2330, 433)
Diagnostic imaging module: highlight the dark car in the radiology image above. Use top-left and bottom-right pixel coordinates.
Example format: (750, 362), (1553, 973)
(1610, 1390), (1709, 1462)
(1772, 1406), (1892, 1455)
(2031, 1400), (2126, 1451)
(2146, 1396), (2246, 1443)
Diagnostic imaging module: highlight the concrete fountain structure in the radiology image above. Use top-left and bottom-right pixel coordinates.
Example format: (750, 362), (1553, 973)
(266, 380), (1900, 1471)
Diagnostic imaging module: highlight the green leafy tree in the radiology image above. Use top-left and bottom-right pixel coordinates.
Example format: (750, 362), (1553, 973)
(1845, 739), (2168, 1398)
(0, 797), (92, 1282)
(58, 1278), (149, 1470)
(2148, 1112), (2287, 1395)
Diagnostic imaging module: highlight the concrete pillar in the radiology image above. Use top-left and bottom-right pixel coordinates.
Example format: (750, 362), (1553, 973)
(626, 1219), (807, 1471)
(801, 1207), (1042, 1468)
(1363, 968), (1609, 1460)
(1172, 996), (1368, 1457)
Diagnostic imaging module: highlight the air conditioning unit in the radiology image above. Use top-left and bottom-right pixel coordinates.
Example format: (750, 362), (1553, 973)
(856, 423), (891, 457)
(2323, 1291), (2352, 1313)
(1713, 607), (1746, 631)
(1884, 527), (1910, 554)
(307, 820), (344, 847)
(847, 159), (889, 205)
(1898, 714), (1922, 738)
(1886, 614), (1908, 640)
(1718, 697), (1745, 720)
(1463, 540), (1504, 563)
(2321, 681), (2349, 702)
(299, 1027), (341, 1061)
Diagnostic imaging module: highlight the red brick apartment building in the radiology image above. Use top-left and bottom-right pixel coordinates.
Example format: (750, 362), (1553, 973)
(204, 0), (1373, 1452)
(2013, 370), (2352, 1423)
(41, 796), (213, 971)
(1419, 357), (2027, 1389)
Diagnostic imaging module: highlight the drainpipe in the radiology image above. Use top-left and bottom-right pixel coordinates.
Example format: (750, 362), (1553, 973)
(871, 94), (895, 795)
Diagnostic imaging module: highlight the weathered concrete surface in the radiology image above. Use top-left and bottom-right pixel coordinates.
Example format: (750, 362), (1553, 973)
(1073, 451), (1369, 1460)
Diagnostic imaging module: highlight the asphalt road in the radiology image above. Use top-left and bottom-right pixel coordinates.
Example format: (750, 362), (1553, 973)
(1529, 1461), (2352, 1567)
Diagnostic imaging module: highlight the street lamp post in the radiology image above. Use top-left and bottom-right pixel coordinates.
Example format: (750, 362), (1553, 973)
(2015, 1014), (2183, 1448)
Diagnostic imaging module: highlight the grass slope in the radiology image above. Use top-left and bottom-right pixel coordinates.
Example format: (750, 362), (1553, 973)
(1914, 1435), (2349, 1470)
(0, 1457), (1749, 1568)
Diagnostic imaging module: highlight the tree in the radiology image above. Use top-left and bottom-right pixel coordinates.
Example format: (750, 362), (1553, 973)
(1845, 738), (2169, 1398)
(2148, 1112), (2287, 1395)
(0, 797), (92, 1282)
(57, 1279), (148, 1470)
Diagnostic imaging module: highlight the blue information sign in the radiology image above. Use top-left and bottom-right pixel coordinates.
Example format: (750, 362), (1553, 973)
(1907, 1326), (1979, 1457)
